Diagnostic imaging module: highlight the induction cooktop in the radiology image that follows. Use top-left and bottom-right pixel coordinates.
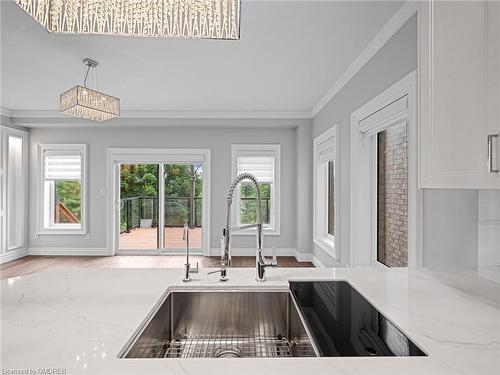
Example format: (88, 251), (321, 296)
(290, 281), (426, 357)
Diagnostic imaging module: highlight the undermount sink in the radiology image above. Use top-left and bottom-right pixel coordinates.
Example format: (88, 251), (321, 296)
(119, 289), (318, 359)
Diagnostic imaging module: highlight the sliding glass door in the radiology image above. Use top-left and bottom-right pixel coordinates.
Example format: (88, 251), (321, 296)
(164, 163), (203, 250)
(119, 164), (160, 250)
(117, 162), (204, 253)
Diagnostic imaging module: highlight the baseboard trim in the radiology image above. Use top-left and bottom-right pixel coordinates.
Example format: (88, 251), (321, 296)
(28, 247), (110, 256)
(1, 247), (29, 264)
(295, 251), (326, 268)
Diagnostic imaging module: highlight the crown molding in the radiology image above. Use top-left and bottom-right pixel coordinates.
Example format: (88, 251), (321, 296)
(311, 0), (418, 117)
(11, 115), (310, 129)
(4, 108), (312, 122)
(0, 106), (12, 117)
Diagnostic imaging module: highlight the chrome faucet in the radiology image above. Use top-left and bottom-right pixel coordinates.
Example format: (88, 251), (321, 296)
(182, 223), (198, 282)
(214, 173), (277, 282)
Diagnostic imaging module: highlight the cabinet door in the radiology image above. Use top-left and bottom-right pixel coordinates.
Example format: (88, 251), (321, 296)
(419, 0), (500, 189)
(486, 1), (500, 180)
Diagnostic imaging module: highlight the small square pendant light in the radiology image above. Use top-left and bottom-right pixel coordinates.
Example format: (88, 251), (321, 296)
(60, 58), (120, 122)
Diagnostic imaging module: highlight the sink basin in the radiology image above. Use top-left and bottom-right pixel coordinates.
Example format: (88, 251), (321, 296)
(119, 289), (318, 359)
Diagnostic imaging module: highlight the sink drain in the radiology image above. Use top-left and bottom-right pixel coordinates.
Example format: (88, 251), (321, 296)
(213, 345), (242, 358)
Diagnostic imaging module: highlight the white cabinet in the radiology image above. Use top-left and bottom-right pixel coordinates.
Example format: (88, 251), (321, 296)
(419, 0), (500, 189)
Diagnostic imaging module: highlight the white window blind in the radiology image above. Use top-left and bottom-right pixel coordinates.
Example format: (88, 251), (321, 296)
(358, 95), (408, 136)
(237, 155), (274, 183)
(44, 153), (82, 180)
(317, 136), (336, 164)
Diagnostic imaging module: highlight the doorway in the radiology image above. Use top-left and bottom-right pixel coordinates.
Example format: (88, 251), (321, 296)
(108, 148), (211, 256)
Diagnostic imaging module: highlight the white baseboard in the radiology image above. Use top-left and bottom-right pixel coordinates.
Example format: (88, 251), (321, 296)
(295, 251), (326, 268)
(28, 247), (110, 256)
(1, 247), (29, 264)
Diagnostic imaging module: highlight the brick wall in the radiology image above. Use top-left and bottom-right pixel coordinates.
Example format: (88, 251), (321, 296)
(377, 123), (408, 267)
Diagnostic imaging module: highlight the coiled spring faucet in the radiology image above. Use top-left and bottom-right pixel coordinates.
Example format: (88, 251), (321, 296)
(212, 173), (277, 282)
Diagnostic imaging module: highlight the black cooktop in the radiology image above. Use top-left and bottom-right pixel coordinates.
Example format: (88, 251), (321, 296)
(289, 281), (426, 357)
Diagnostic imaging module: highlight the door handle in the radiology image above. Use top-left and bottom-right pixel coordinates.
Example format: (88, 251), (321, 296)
(487, 134), (499, 173)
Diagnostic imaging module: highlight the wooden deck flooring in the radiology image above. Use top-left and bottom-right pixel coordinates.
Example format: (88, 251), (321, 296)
(119, 227), (202, 249)
(0, 255), (314, 280)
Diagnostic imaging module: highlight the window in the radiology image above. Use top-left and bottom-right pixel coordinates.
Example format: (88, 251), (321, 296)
(327, 160), (335, 236)
(376, 124), (408, 267)
(7, 136), (24, 249)
(313, 126), (338, 258)
(231, 144), (280, 235)
(39, 144), (87, 234)
(1, 126), (28, 256)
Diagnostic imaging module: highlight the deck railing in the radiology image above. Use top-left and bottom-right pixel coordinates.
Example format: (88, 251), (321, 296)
(120, 196), (271, 234)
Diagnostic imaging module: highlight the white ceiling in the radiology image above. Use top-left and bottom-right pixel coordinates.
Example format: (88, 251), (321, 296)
(0, 0), (403, 115)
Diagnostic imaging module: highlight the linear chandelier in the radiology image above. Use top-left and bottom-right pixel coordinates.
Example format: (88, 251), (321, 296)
(13, 0), (241, 39)
(60, 58), (120, 122)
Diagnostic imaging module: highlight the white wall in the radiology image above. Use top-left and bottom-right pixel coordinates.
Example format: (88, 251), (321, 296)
(312, 15), (417, 266)
(478, 190), (500, 282)
(422, 190), (479, 271)
(28, 122), (311, 254)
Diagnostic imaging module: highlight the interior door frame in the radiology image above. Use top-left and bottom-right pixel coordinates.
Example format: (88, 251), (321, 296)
(106, 148), (211, 256)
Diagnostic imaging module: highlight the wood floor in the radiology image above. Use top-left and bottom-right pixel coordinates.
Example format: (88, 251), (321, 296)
(0, 255), (314, 280)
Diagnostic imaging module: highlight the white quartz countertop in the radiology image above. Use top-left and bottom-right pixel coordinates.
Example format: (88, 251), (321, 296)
(1, 266), (499, 375)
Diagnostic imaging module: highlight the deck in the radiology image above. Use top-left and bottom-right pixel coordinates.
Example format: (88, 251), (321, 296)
(119, 227), (202, 249)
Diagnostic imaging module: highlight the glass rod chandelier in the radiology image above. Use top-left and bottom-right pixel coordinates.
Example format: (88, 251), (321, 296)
(60, 58), (120, 122)
(14, 0), (241, 39)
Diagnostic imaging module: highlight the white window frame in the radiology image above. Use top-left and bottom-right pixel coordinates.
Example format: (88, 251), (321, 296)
(350, 71), (421, 267)
(37, 144), (88, 235)
(313, 125), (339, 259)
(231, 144), (281, 236)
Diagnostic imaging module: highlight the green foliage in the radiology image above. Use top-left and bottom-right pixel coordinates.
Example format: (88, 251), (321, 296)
(164, 164), (203, 198)
(240, 182), (271, 224)
(120, 164), (159, 198)
(55, 180), (81, 221)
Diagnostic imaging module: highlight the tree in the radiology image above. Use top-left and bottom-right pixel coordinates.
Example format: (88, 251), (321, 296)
(55, 180), (81, 221)
(240, 182), (271, 224)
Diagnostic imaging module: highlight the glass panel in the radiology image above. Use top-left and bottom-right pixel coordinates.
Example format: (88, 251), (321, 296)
(327, 161), (335, 236)
(376, 123), (408, 267)
(119, 164), (159, 250)
(54, 180), (81, 224)
(164, 164), (203, 250)
(239, 182), (271, 225)
(7, 136), (24, 249)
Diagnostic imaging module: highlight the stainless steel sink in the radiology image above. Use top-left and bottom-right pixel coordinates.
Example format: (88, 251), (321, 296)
(119, 290), (318, 359)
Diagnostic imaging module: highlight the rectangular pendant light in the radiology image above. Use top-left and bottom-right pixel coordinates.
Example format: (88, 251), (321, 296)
(14, 0), (241, 40)
(60, 85), (120, 122)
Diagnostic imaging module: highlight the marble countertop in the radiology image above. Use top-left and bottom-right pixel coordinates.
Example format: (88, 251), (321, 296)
(1, 266), (499, 375)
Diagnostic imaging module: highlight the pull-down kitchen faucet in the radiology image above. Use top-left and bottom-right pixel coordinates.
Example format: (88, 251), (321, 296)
(212, 173), (276, 282)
